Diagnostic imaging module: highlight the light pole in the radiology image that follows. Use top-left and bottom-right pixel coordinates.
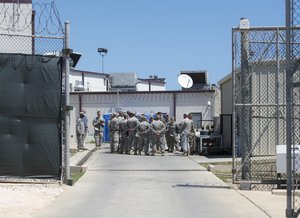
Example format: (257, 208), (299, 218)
(97, 48), (108, 73)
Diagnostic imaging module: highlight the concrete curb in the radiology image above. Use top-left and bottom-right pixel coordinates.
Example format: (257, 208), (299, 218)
(70, 145), (97, 174)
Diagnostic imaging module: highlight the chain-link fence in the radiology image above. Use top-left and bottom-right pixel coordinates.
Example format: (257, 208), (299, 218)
(287, 0), (300, 217)
(0, 1), (64, 55)
(232, 27), (292, 189)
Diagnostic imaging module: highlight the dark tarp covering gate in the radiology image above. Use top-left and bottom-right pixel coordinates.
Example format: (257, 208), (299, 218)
(0, 54), (62, 178)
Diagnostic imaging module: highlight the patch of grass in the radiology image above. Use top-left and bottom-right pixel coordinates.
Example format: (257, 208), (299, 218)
(71, 171), (85, 183)
(70, 149), (78, 156)
(201, 162), (233, 183)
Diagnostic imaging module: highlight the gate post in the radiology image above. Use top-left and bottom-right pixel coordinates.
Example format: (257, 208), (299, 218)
(63, 21), (72, 185)
(285, 0), (293, 217)
(240, 19), (251, 181)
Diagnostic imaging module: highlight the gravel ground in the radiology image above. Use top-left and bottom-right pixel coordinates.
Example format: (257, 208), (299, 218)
(0, 183), (67, 218)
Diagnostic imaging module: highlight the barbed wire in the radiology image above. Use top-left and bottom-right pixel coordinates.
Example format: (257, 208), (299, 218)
(0, 1), (64, 36)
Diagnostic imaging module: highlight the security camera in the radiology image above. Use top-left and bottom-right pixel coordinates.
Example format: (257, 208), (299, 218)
(207, 101), (211, 106)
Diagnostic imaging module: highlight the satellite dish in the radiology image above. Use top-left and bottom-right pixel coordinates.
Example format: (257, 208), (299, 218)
(178, 74), (193, 89)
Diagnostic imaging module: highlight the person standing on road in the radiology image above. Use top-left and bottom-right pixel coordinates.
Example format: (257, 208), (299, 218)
(148, 115), (155, 154)
(180, 113), (192, 156)
(118, 112), (128, 154)
(150, 115), (166, 156)
(93, 111), (105, 149)
(109, 112), (120, 153)
(164, 114), (171, 151)
(188, 113), (196, 155)
(81, 109), (89, 146)
(126, 111), (139, 155)
(136, 116), (150, 155)
(168, 116), (180, 153)
(76, 112), (86, 151)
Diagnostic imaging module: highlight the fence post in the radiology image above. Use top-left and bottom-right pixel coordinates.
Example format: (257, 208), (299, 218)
(232, 28), (237, 182)
(275, 28), (280, 146)
(64, 21), (72, 185)
(285, 0), (293, 217)
(240, 28), (251, 181)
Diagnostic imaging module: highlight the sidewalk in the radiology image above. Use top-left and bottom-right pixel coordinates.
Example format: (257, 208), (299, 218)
(70, 144), (287, 218)
(189, 155), (286, 218)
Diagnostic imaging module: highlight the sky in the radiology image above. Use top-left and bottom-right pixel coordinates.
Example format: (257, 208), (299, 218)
(52, 0), (285, 90)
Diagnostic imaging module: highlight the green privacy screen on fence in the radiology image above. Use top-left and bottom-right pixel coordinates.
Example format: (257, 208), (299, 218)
(0, 54), (62, 178)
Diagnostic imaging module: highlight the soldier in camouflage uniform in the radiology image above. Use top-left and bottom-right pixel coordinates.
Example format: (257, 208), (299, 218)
(76, 112), (86, 151)
(150, 115), (166, 156)
(180, 113), (192, 156)
(136, 116), (150, 155)
(168, 116), (180, 153)
(164, 114), (171, 151)
(93, 111), (105, 149)
(126, 111), (140, 155)
(148, 116), (154, 154)
(109, 112), (120, 153)
(188, 113), (196, 155)
(118, 112), (128, 154)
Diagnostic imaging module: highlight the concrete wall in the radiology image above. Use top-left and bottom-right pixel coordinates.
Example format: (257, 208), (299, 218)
(69, 90), (219, 146)
(250, 63), (286, 156)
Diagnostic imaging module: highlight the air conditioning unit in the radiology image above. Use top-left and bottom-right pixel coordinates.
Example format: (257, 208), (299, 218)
(74, 80), (85, 91)
(276, 144), (300, 173)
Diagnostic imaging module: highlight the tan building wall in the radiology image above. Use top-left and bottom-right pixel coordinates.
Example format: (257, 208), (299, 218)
(69, 89), (220, 146)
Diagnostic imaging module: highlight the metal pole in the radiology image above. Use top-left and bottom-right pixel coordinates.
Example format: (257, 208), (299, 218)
(285, 0), (293, 217)
(241, 28), (250, 180)
(64, 21), (72, 185)
(116, 89), (120, 111)
(276, 28), (280, 146)
(102, 55), (104, 74)
(232, 28), (237, 182)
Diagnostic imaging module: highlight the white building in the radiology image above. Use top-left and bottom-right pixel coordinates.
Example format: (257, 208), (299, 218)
(70, 69), (109, 92)
(70, 70), (166, 92)
(0, 0), (33, 54)
(137, 76), (166, 91)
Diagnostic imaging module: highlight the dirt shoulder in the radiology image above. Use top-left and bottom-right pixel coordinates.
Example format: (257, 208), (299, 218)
(0, 183), (67, 218)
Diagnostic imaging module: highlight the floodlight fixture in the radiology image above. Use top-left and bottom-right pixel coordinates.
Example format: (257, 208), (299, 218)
(98, 48), (108, 56)
(97, 48), (108, 73)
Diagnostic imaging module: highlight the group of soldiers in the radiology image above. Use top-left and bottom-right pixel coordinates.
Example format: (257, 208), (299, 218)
(90, 110), (196, 156)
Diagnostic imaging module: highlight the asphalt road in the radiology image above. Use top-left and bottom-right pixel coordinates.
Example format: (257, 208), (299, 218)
(33, 146), (269, 218)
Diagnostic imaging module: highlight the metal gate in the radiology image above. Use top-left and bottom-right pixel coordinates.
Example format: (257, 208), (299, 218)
(232, 26), (290, 189)
(0, 1), (67, 181)
(286, 0), (300, 217)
